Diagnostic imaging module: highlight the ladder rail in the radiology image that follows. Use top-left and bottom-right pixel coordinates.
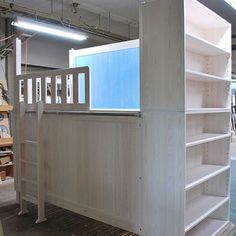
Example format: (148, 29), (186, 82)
(35, 101), (46, 223)
(18, 101), (47, 223)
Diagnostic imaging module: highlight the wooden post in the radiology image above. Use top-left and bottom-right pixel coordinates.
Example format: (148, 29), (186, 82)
(18, 101), (29, 216)
(140, 0), (185, 235)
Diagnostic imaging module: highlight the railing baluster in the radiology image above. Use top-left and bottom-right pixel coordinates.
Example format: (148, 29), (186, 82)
(61, 74), (67, 108)
(41, 77), (45, 104)
(32, 77), (36, 104)
(51, 76), (56, 107)
(73, 73), (78, 106)
(84, 67), (90, 111)
(17, 67), (90, 112)
(24, 78), (28, 105)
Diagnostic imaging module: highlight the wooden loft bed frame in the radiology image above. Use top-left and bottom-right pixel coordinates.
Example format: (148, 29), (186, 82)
(13, 0), (232, 235)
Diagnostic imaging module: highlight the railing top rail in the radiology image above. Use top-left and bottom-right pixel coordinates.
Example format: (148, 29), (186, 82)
(16, 66), (89, 80)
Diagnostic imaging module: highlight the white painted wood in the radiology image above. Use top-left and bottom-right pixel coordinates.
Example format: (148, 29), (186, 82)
(186, 219), (229, 236)
(186, 138), (230, 171)
(186, 70), (230, 82)
(185, 165), (230, 190)
(210, 201), (230, 222)
(186, 51), (230, 78)
(18, 101), (47, 223)
(41, 113), (142, 232)
(204, 171), (230, 197)
(185, 195), (229, 232)
(186, 108), (230, 114)
(141, 0), (185, 112)
(16, 67), (90, 112)
(186, 75), (231, 109)
(140, 0), (185, 235)
(35, 101), (47, 224)
(69, 39), (139, 68)
(186, 113), (230, 138)
(185, 168), (230, 234)
(13, 0), (231, 235)
(185, 0), (231, 52)
(186, 33), (230, 56)
(185, 0), (229, 29)
(185, 49), (231, 233)
(186, 133), (231, 147)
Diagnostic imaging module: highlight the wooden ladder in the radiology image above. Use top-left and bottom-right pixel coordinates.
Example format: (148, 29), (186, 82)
(18, 101), (47, 223)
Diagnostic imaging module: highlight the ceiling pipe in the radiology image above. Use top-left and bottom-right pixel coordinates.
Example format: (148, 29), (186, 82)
(0, 0), (131, 43)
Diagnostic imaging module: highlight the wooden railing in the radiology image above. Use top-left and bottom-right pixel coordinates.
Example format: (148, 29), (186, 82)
(16, 67), (90, 111)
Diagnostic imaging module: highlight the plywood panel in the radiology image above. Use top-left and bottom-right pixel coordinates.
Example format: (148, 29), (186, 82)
(140, 0), (185, 235)
(140, 0), (185, 112)
(141, 111), (185, 236)
(33, 114), (142, 233)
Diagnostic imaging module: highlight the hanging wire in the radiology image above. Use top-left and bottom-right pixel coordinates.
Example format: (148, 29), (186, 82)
(128, 23), (131, 39)
(51, 0), (54, 14)
(23, 32), (37, 74)
(24, 38), (28, 74)
(0, 34), (16, 42)
(108, 12), (111, 32)
(61, 0), (64, 19)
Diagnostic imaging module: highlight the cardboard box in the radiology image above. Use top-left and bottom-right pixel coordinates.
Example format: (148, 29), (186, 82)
(0, 155), (11, 165)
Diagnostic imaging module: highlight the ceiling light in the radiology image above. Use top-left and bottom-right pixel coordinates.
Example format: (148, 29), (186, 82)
(224, 0), (236, 10)
(12, 17), (87, 41)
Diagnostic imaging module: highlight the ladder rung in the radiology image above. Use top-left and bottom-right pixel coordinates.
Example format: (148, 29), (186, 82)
(21, 195), (38, 205)
(21, 177), (37, 185)
(21, 159), (37, 165)
(21, 140), (37, 145)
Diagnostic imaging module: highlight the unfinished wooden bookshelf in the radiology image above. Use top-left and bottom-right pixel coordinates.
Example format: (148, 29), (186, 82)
(141, 0), (231, 235)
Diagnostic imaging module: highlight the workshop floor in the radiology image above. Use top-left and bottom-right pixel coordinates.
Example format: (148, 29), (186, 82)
(0, 177), (16, 207)
(0, 203), (137, 236)
(0, 179), (136, 235)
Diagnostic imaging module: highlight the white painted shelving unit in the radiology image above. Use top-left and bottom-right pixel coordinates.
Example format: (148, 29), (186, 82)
(141, 0), (231, 235)
(14, 0), (231, 235)
(185, 0), (231, 235)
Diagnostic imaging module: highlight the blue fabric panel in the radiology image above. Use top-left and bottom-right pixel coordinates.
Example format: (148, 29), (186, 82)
(74, 47), (140, 110)
(78, 73), (85, 104)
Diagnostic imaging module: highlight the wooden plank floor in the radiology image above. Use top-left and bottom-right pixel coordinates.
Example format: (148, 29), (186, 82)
(0, 203), (137, 236)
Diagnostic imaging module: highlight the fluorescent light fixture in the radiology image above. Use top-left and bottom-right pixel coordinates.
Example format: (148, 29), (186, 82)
(224, 0), (236, 10)
(12, 17), (87, 41)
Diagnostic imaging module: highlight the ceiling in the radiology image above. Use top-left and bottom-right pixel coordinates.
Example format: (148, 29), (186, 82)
(77, 0), (236, 35)
(78, 0), (139, 23)
(2, 0), (236, 36)
(3, 0), (140, 25)
(69, 0), (236, 35)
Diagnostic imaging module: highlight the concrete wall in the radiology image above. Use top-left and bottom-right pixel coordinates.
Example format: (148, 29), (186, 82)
(21, 34), (102, 69)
